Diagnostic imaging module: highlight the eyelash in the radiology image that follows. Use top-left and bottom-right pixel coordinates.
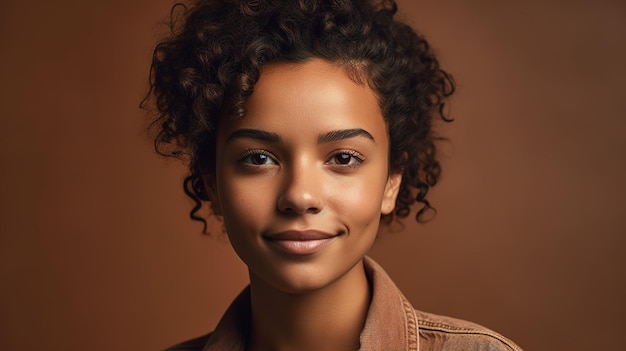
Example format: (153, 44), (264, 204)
(237, 149), (365, 169)
(238, 149), (278, 166)
(326, 150), (365, 169)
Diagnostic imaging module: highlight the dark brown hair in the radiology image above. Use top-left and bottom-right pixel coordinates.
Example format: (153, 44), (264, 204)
(141, 0), (455, 232)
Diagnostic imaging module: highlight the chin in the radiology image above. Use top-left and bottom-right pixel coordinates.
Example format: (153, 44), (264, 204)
(248, 254), (365, 295)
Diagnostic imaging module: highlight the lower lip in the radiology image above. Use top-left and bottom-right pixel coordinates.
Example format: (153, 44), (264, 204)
(266, 237), (335, 256)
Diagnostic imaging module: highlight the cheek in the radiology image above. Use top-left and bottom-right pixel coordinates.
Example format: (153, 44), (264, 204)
(218, 177), (270, 228)
(218, 172), (276, 237)
(216, 176), (271, 260)
(329, 171), (388, 227)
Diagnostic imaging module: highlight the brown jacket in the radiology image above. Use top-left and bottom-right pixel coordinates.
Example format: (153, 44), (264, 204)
(166, 257), (522, 351)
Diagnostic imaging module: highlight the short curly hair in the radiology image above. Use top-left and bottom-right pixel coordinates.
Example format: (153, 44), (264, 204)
(141, 0), (455, 232)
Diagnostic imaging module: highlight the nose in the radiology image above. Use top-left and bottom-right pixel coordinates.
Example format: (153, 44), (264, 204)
(277, 162), (324, 215)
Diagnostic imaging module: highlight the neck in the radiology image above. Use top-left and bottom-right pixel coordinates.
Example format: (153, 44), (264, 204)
(247, 260), (370, 351)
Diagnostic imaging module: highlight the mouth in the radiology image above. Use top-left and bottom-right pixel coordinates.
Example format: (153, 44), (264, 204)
(263, 230), (339, 256)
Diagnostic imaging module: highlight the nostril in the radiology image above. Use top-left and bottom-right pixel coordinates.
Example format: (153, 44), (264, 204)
(305, 206), (321, 214)
(278, 204), (321, 216)
(277, 194), (323, 215)
(276, 171), (324, 215)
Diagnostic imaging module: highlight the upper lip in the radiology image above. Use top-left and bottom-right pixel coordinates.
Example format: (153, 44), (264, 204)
(264, 230), (337, 241)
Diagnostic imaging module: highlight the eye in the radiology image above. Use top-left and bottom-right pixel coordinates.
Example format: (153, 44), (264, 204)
(327, 150), (364, 167)
(239, 150), (278, 166)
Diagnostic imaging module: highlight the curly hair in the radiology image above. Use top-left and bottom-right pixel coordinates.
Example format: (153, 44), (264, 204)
(141, 0), (455, 233)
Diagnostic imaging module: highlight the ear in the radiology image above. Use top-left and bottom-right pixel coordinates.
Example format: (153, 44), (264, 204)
(381, 172), (402, 215)
(202, 174), (223, 216)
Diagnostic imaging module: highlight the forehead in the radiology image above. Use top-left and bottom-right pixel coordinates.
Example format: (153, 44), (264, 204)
(218, 58), (387, 141)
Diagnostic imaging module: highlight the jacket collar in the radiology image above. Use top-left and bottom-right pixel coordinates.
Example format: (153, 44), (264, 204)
(203, 257), (419, 351)
(359, 257), (419, 351)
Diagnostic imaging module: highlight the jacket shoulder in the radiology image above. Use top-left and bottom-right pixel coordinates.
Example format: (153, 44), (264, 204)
(163, 333), (211, 351)
(415, 310), (523, 351)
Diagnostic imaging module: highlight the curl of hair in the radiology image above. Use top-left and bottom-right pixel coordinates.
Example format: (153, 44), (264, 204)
(141, 0), (455, 232)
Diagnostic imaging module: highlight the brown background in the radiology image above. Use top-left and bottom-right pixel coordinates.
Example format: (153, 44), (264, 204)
(1, 0), (625, 350)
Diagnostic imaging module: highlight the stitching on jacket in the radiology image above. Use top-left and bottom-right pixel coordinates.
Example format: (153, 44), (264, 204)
(401, 296), (418, 351)
(418, 321), (521, 351)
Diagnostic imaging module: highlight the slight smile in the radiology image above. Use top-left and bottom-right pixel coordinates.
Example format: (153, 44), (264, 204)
(263, 230), (341, 256)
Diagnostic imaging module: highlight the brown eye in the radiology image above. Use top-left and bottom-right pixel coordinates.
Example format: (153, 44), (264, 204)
(334, 153), (353, 165)
(250, 154), (269, 165)
(240, 151), (277, 166)
(328, 151), (364, 167)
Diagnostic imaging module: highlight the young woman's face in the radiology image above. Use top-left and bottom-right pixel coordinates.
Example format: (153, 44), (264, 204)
(210, 59), (401, 294)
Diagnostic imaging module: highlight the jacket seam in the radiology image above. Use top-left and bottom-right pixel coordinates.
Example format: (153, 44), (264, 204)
(418, 322), (521, 351)
(401, 296), (418, 351)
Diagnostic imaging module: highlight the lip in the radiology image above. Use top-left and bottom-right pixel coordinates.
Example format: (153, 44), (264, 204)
(264, 230), (338, 256)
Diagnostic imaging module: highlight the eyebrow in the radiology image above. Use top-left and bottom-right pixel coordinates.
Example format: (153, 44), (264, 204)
(225, 128), (374, 144)
(226, 129), (281, 143)
(317, 128), (374, 144)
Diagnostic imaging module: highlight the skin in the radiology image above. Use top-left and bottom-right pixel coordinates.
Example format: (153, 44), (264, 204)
(207, 58), (402, 351)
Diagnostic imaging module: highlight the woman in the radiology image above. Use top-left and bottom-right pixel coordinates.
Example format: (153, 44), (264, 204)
(142, 0), (522, 350)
